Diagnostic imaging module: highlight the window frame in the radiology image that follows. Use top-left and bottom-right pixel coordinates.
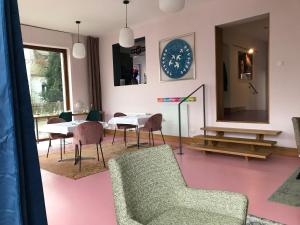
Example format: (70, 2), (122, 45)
(23, 44), (71, 111)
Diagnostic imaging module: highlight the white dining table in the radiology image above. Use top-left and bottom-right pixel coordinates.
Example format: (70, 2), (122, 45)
(108, 114), (153, 148)
(108, 114), (151, 128)
(40, 120), (108, 135)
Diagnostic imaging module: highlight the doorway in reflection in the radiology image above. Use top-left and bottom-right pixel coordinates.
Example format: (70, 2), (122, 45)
(216, 14), (269, 123)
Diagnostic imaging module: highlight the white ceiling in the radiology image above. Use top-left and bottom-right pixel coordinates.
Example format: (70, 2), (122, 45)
(18, 0), (200, 37)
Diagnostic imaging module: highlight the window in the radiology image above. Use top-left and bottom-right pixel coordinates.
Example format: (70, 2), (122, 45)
(24, 45), (70, 115)
(24, 45), (70, 141)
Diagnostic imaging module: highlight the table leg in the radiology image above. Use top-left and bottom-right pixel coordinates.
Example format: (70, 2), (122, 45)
(121, 126), (147, 149)
(35, 117), (39, 143)
(137, 128), (140, 149)
(58, 139), (63, 162)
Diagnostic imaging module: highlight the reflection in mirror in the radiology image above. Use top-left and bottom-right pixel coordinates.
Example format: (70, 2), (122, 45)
(216, 14), (269, 123)
(112, 37), (146, 86)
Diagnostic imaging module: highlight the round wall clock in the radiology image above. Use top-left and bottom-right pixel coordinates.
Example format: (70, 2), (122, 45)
(160, 38), (193, 79)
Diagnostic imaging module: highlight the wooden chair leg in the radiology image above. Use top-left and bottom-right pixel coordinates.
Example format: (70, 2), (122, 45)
(112, 129), (116, 144)
(96, 144), (100, 161)
(99, 142), (106, 168)
(160, 129), (166, 144)
(47, 139), (51, 158)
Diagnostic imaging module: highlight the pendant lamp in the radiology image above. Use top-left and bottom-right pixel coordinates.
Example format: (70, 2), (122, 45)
(159, 0), (185, 13)
(119, 0), (134, 48)
(73, 21), (86, 59)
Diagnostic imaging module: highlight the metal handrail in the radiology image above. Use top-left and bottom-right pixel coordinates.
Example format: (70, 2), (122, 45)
(248, 82), (258, 95)
(178, 84), (206, 154)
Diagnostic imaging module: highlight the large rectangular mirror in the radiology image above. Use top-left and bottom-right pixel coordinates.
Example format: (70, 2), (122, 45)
(112, 37), (146, 86)
(215, 14), (269, 123)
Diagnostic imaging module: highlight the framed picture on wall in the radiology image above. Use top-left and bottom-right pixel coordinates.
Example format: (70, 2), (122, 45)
(238, 51), (253, 80)
(159, 33), (195, 82)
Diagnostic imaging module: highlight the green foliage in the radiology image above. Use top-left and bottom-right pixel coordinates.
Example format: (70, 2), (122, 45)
(41, 52), (63, 102)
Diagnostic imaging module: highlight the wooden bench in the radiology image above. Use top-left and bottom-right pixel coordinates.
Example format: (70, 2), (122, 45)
(201, 127), (281, 140)
(189, 127), (281, 160)
(189, 144), (272, 159)
(195, 135), (277, 147)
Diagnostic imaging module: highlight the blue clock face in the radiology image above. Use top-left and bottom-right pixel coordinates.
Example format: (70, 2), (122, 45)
(160, 39), (193, 79)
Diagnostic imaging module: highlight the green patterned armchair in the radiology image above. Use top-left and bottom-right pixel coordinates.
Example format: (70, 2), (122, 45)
(108, 145), (248, 225)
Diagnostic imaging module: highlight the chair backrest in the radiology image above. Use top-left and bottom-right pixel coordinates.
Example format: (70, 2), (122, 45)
(73, 121), (103, 145)
(86, 110), (101, 121)
(114, 112), (127, 129)
(47, 117), (65, 124)
(59, 111), (72, 122)
(114, 112), (126, 117)
(47, 117), (65, 139)
(292, 117), (300, 154)
(143, 113), (163, 131)
(108, 145), (186, 225)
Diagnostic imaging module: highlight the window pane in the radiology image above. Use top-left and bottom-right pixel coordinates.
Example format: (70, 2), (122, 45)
(24, 48), (65, 115)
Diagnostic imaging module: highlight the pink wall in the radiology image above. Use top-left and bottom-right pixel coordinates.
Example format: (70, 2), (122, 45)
(99, 0), (300, 147)
(21, 25), (90, 112)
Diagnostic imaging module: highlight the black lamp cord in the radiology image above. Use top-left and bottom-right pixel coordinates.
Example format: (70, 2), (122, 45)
(125, 3), (128, 28)
(77, 22), (80, 43)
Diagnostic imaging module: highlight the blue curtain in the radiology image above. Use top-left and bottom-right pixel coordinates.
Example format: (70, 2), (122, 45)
(0, 0), (48, 225)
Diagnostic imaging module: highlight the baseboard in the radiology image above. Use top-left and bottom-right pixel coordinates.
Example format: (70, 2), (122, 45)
(104, 129), (299, 158)
(105, 129), (195, 145)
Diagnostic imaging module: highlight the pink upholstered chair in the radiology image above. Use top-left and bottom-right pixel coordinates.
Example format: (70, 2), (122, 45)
(47, 117), (73, 160)
(139, 113), (165, 147)
(73, 121), (105, 171)
(112, 112), (137, 146)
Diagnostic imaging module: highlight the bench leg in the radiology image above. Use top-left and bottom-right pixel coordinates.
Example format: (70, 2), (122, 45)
(251, 145), (258, 151)
(245, 156), (249, 161)
(256, 134), (264, 141)
(212, 141), (218, 146)
(216, 131), (224, 137)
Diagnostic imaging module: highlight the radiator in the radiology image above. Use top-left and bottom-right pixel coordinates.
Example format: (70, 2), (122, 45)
(160, 103), (189, 137)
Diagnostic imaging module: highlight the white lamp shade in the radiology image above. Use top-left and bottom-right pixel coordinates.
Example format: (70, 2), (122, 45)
(159, 0), (185, 13)
(119, 27), (135, 48)
(72, 42), (86, 59)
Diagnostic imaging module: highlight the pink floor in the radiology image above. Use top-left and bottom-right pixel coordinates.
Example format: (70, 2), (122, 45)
(38, 137), (300, 225)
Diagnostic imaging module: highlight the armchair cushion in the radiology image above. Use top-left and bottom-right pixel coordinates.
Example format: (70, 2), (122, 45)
(147, 207), (244, 225)
(177, 188), (248, 221)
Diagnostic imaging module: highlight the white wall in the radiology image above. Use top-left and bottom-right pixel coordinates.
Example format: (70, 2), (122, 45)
(21, 25), (89, 111)
(100, 0), (300, 147)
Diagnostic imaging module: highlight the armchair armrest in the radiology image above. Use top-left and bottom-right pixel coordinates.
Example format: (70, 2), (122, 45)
(177, 188), (248, 221)
(119, 217), (143, 225)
